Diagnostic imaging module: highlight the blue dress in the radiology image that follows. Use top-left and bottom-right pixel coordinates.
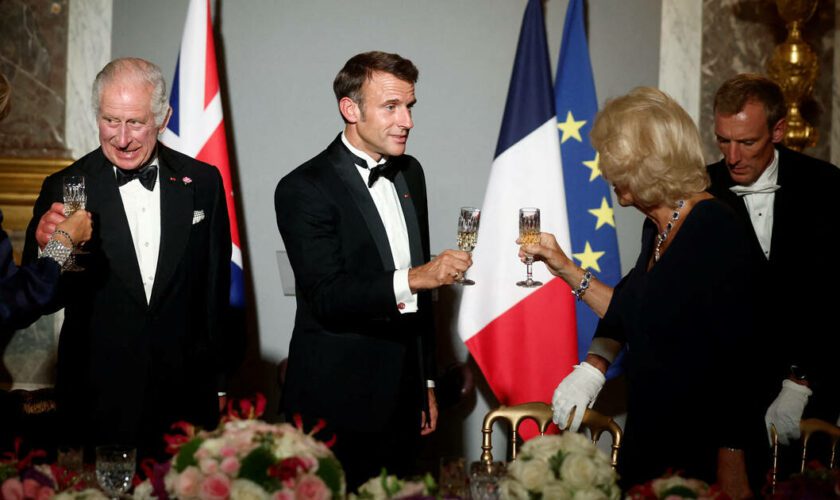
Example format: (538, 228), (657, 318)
(0, 208), (60, 330)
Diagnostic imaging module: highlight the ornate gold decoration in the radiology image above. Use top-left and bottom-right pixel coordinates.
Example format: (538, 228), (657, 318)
(767, 0), (819, 151)
(0, 157), (70, 231)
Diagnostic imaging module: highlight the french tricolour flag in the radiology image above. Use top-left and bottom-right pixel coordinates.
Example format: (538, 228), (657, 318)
(161, 0), (244, 308)
(458, 0), (578, 434)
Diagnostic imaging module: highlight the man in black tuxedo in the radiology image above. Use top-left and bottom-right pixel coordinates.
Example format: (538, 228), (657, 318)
(23, 58), (237, 459)
(708, 74), (840, 454)
(275, 51), (471, 488)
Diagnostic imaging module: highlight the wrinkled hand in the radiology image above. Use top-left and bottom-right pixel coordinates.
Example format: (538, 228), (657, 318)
(551, 362), (605, 431)
(517, 232), (572, 277)
(765, 379), (811, 445)
(36, 202), (67, 250)
(55, 210), (93, 247)
(408, 249), (471, 291)
(421, 388), (438, 436)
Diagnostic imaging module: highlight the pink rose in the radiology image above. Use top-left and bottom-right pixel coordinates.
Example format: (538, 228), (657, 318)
(220, 456), (240, 476)
(219, 445), (237, 458)
(1, 478), (24, 500)
(35, 486), (55, 500)
(176, 466), (203, 498)
(294, 475), (330, 500)
(272, 489), (296, 500)
(199, 472), (231, 500)
(22, 478), (40, 498)
(200, 458), (219, 475)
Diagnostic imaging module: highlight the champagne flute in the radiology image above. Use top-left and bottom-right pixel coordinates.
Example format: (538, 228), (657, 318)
(95, 445), (136, 499)
(516, 207), (543, 288)
(62, 175), (87, 271)
(456, 207), (480, 285)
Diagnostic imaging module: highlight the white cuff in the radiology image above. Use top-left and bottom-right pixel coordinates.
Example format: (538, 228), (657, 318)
(426, 380), (435, 388)
(393, 268), (417, 313)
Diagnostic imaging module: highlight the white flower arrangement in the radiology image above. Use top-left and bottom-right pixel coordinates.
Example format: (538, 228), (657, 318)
(499, 433), (619, 500)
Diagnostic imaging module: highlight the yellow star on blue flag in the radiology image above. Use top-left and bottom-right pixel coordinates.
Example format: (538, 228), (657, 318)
(557, 111), (586, 143)
(572, 242), (605, 273)
(588, 197), (615, 229)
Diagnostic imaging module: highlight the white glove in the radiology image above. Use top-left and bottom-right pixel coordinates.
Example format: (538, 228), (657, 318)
(551, 362), (605, 432)
(765, 379), (811, 445)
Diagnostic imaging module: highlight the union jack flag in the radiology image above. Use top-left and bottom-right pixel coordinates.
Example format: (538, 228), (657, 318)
(162, 0), (244, 308)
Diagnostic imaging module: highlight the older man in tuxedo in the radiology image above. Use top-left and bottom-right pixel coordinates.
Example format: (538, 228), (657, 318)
(708, 74), (840, 454)
(23, 58), (236, 459)
(275, 51), (471, 488)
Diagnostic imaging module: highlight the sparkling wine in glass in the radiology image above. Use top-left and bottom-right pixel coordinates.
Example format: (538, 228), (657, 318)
(96, 445), (136, 499)
(516, 207), (543, 288)
(62, 175), (87, 271)
(456, 207), (480, 286)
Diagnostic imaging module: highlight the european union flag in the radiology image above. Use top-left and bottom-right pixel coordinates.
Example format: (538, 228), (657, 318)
(555, 0), (623, 377)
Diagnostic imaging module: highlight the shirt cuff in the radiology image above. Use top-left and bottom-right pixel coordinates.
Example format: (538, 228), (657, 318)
(587, 337), (622, 364)
(426, 380), (436, 388)
(393, 268), (417, 314)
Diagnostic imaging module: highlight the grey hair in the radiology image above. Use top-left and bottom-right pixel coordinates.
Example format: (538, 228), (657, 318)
(91, 58), (169, 125)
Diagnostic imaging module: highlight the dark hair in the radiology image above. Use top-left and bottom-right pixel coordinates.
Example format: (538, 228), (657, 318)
(713, 74), (787, 130)
(333, 51), (419, 106)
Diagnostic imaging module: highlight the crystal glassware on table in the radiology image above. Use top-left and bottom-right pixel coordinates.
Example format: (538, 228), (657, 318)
(95, 445), (136, 499)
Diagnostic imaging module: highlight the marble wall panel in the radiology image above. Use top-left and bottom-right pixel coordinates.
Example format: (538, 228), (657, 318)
(0, 0), (71, 158)
(659, 0), (703, 124)
(700, 0), (834, 163)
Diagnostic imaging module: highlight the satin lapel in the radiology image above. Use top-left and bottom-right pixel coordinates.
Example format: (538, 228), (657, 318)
(328, 142), (395, 270)
(81, 150), (147, 308)
(393, 172), (423, 267)
(769, 154), (789, 262)
(150, 148), (193, 309)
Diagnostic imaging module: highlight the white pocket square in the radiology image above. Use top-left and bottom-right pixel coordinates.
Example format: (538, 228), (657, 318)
(192, 210), (205, 224)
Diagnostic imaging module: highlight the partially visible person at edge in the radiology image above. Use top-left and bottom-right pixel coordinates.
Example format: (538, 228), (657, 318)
(708, 73), (840, 474)
(22, 58), (239, 461)
(275, 51), (471, 489)
(522, 87), (766, 498)
(0, 72), (93, 331)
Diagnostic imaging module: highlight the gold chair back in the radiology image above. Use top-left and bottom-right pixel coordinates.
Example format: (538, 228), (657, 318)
(769, 418), (840, 492)
(480, 402), (622, 469)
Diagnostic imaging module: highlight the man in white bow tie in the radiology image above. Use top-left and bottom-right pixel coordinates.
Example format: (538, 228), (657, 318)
(708, 74), (840, 475)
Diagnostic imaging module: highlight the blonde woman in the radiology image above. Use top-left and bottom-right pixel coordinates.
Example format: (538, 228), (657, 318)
(521, 87), (766, 498)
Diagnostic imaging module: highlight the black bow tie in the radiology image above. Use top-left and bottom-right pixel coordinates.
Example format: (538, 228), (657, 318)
(116, 163), (158, 191)
(366, 159), (397, 188)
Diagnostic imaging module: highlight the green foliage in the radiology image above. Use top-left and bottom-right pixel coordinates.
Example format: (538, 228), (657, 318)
(316, 456), (344, 496)
(174, 437), (203, 472)
(238, 446), (281, 492)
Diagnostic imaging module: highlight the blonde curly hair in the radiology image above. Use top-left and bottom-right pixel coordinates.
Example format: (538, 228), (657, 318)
(590, 87), (709, 208)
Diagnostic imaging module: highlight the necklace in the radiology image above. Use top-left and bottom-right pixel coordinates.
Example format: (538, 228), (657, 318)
(654, 199), (685, 262)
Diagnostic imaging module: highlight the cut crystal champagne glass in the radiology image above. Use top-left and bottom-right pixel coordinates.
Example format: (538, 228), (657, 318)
(516, 207), (543, 288)
(456, 207), (480, 285)
(62, 175), (86, 271)
(95, 445), (136, 499)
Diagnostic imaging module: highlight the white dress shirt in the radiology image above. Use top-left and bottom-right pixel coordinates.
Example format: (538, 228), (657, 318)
(729, 149), (779, 259)
(341, 133), (417, 313)
(115, 161), (161, 303)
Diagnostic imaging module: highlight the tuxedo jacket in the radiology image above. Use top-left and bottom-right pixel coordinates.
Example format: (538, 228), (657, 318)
(22, 144), (234, 453)
(708, 146), (840, 419)
(274, 135), (436, 433)
(1, 208), (60, 331)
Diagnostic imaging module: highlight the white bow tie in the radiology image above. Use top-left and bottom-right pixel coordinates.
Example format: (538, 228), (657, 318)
(729, 183), (780, 196)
